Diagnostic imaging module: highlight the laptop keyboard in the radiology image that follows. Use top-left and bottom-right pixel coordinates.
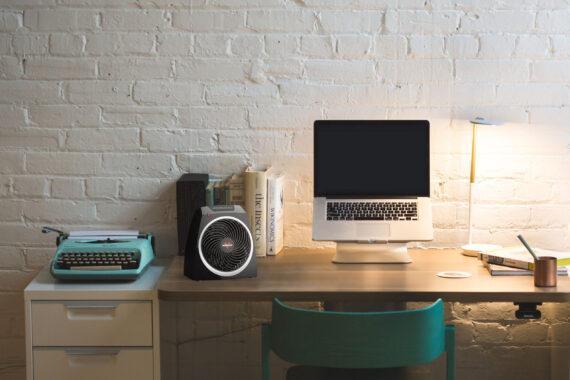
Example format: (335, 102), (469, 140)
(327, 201), (418, 221)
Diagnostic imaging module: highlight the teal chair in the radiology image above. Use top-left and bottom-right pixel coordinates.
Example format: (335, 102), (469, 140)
(261, 298), (455, 380)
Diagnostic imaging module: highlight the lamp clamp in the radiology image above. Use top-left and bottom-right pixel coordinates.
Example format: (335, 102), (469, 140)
(514, 302), (542, 320)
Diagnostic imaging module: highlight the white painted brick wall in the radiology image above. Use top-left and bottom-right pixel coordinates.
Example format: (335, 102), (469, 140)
(85, 32), (155, 55)
(13, 34), (48, 55)
(51, 177), (85, 199)
(49, 33), (84, 56)
(479, 34), (516, 58)
(1, 1), (570, 379)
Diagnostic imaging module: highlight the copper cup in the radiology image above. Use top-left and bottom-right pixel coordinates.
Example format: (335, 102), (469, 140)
(534, 257), (557, 287)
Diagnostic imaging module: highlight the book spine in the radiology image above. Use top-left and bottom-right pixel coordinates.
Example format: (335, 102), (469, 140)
(266, 175), (284, 256)
(206, 184), (214, 207)
(273, 176), (284, 255)
(213, 181), (224, 205)
(480, 254), (532, 270)
(227, 179), (244, 206)
(244, 171), (267, 257)
(223, 187), (229, 205)
(266, 176), (275, 256)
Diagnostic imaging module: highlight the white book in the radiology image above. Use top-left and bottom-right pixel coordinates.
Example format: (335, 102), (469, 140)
(267, 173), (285, 256)
(244, 168), (268, 257)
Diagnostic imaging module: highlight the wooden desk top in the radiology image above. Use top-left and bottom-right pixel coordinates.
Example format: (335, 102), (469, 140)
(158, 248), (570, 303)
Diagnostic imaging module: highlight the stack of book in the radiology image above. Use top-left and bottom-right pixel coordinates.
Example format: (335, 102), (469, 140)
(479, 246), (570, 276)
(205, 174), (245, 206)
(205, 168), (284, 257)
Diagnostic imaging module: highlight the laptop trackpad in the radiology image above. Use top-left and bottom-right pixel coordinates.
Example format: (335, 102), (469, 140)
(356, 223), (390, 239)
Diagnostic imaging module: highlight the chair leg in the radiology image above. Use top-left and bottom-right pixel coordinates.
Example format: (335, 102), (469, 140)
(262, 324), (271, 380)
(445, 324), (455, 380)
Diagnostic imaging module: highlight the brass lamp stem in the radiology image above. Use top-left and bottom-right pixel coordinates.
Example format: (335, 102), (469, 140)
(470, 123), (477, 183)
(467, 122), (477, 246)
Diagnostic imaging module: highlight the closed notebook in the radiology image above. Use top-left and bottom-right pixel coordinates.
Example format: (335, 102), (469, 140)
(485, 262), (569, 276)
(479, 246), (570, 270)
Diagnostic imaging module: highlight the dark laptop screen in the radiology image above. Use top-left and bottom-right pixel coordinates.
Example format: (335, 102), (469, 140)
(314, 120), (430, 197)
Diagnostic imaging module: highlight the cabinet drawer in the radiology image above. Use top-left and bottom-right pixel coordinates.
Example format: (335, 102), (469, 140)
(31, 301), (152, 347)
(33, 347), (153, 380)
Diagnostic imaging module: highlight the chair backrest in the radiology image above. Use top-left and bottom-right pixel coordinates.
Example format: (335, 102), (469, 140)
(269, 298), (445, 369)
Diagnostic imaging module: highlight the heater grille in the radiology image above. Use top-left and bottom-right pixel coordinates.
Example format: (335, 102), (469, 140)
(199, 217), (252, 275)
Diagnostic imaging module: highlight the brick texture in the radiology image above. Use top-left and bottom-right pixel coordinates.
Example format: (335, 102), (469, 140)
(1, 1), (570, 379)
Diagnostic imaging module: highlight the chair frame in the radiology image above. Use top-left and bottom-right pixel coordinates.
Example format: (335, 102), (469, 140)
(262, 298), (455, 380)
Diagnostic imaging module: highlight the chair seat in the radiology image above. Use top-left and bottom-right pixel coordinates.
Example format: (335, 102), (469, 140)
(286, 365), (406, 380)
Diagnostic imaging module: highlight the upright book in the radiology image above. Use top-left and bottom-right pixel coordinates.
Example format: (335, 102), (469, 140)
(213, 180), (226, 205)
(267, 173), (284, 256)
(479, 246), (570, 270)
(244, 168), (268, 257)
(226, 174), (245, 206)
(205, 176), (223, 207)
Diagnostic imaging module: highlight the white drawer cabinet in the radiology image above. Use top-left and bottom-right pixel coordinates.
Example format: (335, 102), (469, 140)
(31, 300), (152, 347)
(25, 264), (165, 380)
(33, 348), (154, 380)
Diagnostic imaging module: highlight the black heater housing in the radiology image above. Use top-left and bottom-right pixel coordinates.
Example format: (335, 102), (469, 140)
(176, 173), (209, 256)
(184, 206), (256, 281)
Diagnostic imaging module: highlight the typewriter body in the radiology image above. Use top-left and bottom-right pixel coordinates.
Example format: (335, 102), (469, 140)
(48, 230), (155, 281)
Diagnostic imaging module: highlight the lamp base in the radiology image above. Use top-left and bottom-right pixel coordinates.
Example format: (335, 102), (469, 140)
(461, 243), (502, 257)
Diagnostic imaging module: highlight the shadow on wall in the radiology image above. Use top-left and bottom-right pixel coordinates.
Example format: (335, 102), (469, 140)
(112, 180), (178, 257)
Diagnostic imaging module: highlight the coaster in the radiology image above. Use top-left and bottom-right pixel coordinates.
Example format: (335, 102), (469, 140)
(436, 271), (472, 279)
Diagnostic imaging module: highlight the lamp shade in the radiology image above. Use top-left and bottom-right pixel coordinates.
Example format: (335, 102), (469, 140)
(470, 117), (501, 126)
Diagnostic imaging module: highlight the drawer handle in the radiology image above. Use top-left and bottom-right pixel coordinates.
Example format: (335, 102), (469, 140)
(65, 305), (117, 311)
(65, 348), (120, 357)
(63, 301), (119, 310)
(65, 348), (120, 367)
(64, 302), (118, 320)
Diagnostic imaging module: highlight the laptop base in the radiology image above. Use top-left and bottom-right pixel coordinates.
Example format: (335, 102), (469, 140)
(333, 242), (411, 264)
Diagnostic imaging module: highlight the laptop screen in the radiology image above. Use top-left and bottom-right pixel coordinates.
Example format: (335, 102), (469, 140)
(314, 120), (430, 197)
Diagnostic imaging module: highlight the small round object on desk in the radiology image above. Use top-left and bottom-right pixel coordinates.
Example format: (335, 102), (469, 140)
(461, 243), (501, 257)
(436, 271), (472, 279)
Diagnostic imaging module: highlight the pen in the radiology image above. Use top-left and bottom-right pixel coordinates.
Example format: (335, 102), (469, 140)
(517, 234), (540, 262)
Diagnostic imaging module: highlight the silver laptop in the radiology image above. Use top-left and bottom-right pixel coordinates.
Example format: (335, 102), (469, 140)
(312, 120), (433, 251)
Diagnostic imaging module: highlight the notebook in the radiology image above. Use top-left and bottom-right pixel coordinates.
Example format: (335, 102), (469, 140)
(484, 262), (569, 276)
(479, 246), (570, 270)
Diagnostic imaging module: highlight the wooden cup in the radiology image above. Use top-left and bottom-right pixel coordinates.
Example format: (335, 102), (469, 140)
(534, 257), (557, 287)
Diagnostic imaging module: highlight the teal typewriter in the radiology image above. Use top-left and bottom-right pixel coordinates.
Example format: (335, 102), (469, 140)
(44, 227), (155, 281)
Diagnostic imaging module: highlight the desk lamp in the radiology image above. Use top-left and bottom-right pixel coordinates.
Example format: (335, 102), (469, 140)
(461, 117), (502, 257)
